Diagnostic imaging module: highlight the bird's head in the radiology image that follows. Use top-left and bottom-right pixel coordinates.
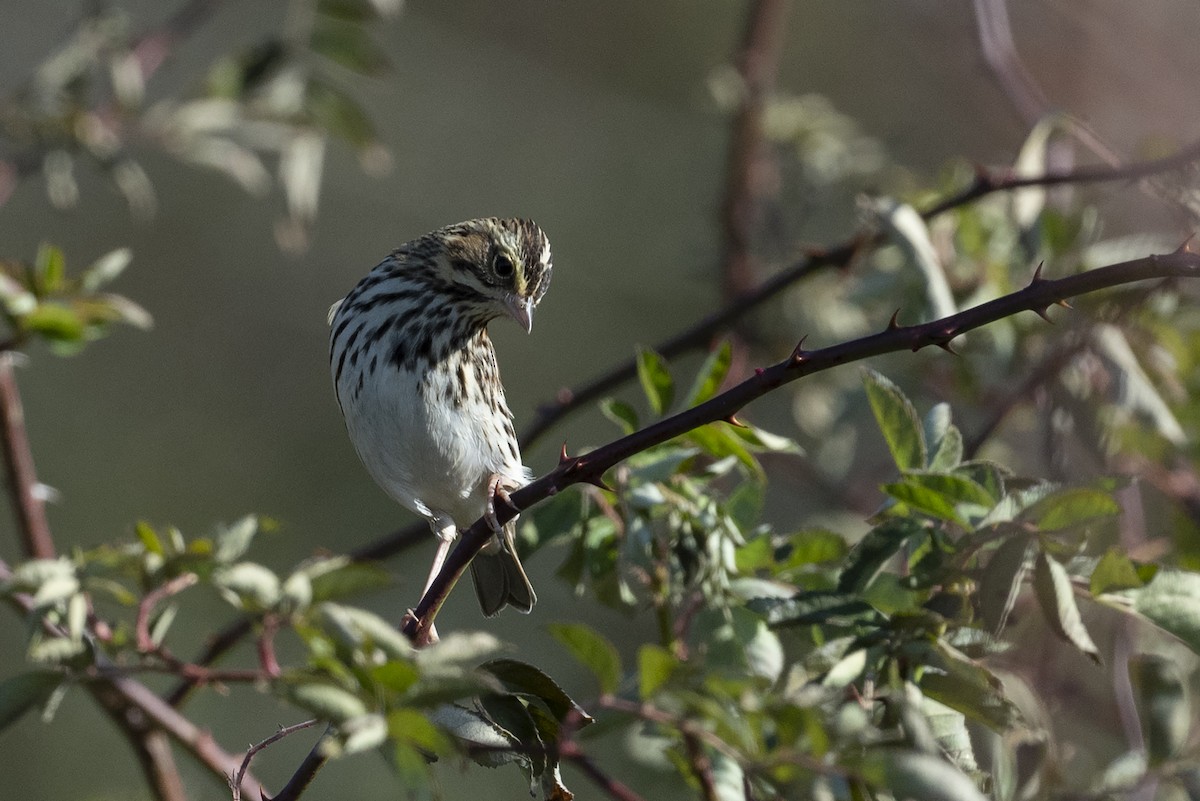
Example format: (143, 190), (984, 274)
(431, 217), (552, 333)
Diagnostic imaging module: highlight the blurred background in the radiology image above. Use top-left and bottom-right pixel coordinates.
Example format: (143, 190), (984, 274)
(0, 1), (1198, 798)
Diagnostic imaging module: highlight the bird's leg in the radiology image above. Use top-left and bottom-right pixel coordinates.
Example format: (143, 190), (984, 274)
(404, 517), (456, 645)
(484, 473), (518, 533)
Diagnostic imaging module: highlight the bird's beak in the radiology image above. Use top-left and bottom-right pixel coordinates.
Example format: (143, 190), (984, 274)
(505, 295), (534, 333)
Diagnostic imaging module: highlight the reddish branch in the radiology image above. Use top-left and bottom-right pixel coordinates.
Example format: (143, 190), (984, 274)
(0, 354), (54, 559)
(231, 720), (319, 801)
(403, 247), (1200, 643)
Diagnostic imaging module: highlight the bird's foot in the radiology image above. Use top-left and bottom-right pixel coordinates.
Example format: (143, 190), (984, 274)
(485, 473), (516, 532)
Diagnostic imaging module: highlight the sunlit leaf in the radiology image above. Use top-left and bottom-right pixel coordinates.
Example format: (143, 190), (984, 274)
(636, 346), (674, 415)
(1021, 487), (1119, 531)
(1116, 570), (1200, 656)
(1033, 552), (1100, 663)
(863, 369), (927, 471)
(1089, 548), (1150, 595)
(478, 659), (592, 725)
(287, 681), (369, 723)
(599, 397), (639, 434)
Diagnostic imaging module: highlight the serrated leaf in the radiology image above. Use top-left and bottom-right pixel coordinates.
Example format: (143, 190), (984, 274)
(863, 369), (926, 471)
(978, 533), (1033, 635)
(0, 671), (65, 734)
(1089, 548), (1148, 595)
(1021, 487), (1119, 531)
(599, 398), (639, 434)
(478, 658), (592, 725)
(1033, 552), (1100, 663)
(635, 346), (674, 415)
(838, 519), (926, 593)
(883, 473), (993, 526)
(928, 426), (963, 472)
(683, 341), (733, 407)
(549, 622), (621, 695)
(638, 644), (675, 699)
(428, 703), (519, 767)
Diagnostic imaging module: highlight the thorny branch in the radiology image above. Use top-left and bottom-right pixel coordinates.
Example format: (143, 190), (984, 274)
(402, 246), (1200, 644)
(230, 719), (319, 801)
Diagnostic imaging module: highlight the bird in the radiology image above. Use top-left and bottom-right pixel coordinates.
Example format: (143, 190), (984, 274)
(328, 217), (552, 619)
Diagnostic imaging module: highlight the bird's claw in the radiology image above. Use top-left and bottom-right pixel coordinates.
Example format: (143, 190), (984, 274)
(485, 473), (514, 532)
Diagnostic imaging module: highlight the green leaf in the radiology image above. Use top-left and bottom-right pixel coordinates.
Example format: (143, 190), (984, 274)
(977, 533), (1033, 635)
(22, 302), (84, 341)
(80, 248), (132, 292)
(599, 398), (639, 434)
(863, 369), (927, 471)
(1089, 549), (1150, 595)
(686, 423), (763, 480)
(1118, 570), (1200, 656)
(883, 473), (993, 526)
(287, 681), (368, 723)
(1022, 487), (1119, 531)
(0, 671), (65, 734)
(548, 622), (621, 695)
(214, 515), (258, 563)
(838, 519), (926, 593)
(750, 591), (877, 629)
(33, 244), (65, 295)
(387, 708), (453, 754)
(683, 341), (733, 407)
(1033, 552), (1100, 663)
(213, 562), (281, 612)
(781, 529), (849, 569)
(919, 642), (1022, 730)
(310, 18), (388, 75)
(859, 749), (989, 801)
(478, 659), (592, 725)
(638, 644), (676, 699)
(635, 346), (674, 415)
(306, 78), (378, 150)
(924, 403), (963, 471)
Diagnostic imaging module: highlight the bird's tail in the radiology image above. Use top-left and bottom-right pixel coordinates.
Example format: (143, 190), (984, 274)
(470, 523), (536, 616)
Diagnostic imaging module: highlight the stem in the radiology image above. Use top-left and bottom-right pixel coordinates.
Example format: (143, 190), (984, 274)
(231, 720), (318, 801)
(0, 353), (54, 559)
(403, 247), (1200, 641)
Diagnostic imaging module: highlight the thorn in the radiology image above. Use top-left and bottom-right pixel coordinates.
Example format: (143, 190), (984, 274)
(725, 413), (747, 428)
(558, 442), (572, 466)
(1175, 235), (1195, 254)
(1030, 261), (1045, 284)
(887, 309), (902, 330)
(790, 335), (809, 364)
(1055, 298), (1072, 309)
(937, 340), (959, 355)
(754, 367), (765, 376)
(1033, 306), (1054, 324)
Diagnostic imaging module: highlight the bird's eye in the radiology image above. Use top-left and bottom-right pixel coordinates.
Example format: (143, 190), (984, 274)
(493, 253), (515, 278)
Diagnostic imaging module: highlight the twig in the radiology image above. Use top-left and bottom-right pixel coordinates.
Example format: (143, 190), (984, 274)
(682, 732), (720, 801)
(971, 0), (1048, 125)
(0, 353), (54, 560)
(137, 573), (199, 651)
(521, 138), (1200, 448)
(268, 731), (331, 801)
(559, 741), (648, 801)
(230, 720), (319, 801)
(402, 247), (1200, 642)
(720, 0), (789, 302)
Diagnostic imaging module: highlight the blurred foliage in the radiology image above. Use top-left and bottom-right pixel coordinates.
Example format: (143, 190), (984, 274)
(0, 0), (400, 251)
(3, 3), (1200, 801)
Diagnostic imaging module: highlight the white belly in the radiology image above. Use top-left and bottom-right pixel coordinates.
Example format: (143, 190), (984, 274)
(337, 357), (529, 528)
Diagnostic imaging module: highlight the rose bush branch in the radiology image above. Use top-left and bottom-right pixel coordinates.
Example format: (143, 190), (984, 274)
(402, 246), (1200, 642)
(520, 136), (1200, 447)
